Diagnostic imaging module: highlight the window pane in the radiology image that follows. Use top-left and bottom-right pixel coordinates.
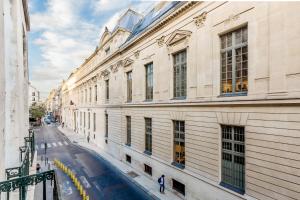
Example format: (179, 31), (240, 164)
(220, 27), (248, 95)
(221, 125), (245, 192)
(173, 51), (187, 98)
(173, 121), (185, 167)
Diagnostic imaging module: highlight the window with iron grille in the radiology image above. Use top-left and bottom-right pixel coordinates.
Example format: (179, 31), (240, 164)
(220, 27), (248, 96)
(145, 63), (153, 100)
(105, 113), (108, 138)
(80, 112), (82, 126)
(85, 89), (87, 102)
(145, 118), (152, 154)
(105, 80), (109, 101)
(221, 125), (245, 194)
(173, 121), (185, 168)
(172, 179), (185, 196)
(144, 164), (152, 176)
(89, 87), (92, 102)
(88, 112), (90, 129)
(127, 71), (132, 102)
(95, 85), (97, 102)
(84, 112), (86, 128)
(126, 116), (131, 146)
(93, 113), (96, 132)
(173, 50), (187, 98)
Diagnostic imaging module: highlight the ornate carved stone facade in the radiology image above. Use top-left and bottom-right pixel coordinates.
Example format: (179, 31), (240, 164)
(59, 2), (300, 200)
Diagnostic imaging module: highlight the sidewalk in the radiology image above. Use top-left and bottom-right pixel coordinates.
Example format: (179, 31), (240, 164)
(58, 126), (182, 200)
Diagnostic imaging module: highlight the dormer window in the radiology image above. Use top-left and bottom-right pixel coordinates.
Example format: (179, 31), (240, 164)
(105, 47), (110, 55)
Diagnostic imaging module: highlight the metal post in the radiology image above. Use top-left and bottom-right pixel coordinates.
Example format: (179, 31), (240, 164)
(43, 179), (46, 200)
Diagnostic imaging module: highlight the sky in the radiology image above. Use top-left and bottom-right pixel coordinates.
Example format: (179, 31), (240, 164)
(28, 0), (155, 100)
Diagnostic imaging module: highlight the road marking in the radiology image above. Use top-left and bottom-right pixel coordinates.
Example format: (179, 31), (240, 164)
(47, 143), (52, 148)
(64, 141), (68, 145)
(58, 142), (63, 146)
(52, 142), (57, 147)
(41, 144), (45, 149)
(79, 176), (91, 188)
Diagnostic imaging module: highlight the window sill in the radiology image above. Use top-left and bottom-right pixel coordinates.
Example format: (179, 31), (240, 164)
(218, 92), (247, 97)
(143, 99), (153, 102)
(144, 150), (152, 156)
(171, 97), (186, 101)
(220, 182), (245, 195)
(171, 162), (185, 169)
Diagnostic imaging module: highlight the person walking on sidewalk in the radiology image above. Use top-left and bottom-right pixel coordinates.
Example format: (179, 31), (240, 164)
(87, 135), (90, 143)
(158, 174), (165, 193)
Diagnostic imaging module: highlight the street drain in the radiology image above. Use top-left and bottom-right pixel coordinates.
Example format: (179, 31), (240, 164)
(127, 171), (139, 178)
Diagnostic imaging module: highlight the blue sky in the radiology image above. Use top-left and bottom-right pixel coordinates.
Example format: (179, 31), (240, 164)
(28, 0), (155, 99)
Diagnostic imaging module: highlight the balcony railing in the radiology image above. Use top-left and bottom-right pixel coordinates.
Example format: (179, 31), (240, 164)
(0, 170), (61, 200)
(0, 130), (61, 200)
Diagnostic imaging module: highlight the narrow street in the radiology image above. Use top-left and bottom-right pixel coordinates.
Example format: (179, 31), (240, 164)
(33, 124), (154, 200)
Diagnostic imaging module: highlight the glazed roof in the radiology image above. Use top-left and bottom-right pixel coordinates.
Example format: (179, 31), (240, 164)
(125, 1), (183, 42)
(112, 9), (143, 33)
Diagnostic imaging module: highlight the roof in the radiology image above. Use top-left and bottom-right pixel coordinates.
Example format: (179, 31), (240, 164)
(125, 1), (183, 42)
(112, 9), (143, 33)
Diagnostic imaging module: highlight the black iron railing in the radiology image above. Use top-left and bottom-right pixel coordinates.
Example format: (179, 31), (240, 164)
(1, 130), (61, 200)
(0, 170), (61, 200)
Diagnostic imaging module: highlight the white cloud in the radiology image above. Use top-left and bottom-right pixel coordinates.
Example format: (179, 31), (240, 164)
(30, 0), (155, 99)
(29, 0), (99, 98)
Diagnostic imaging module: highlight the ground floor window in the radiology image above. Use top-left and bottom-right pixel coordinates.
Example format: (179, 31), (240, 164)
(172, 179), (185, 196)
(126, 154), (131, 163)
(144, 164), (152, 176)
(221, 125), (245, 194)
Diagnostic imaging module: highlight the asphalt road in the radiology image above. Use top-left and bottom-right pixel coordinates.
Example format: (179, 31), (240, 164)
(33, 124), (154, 200)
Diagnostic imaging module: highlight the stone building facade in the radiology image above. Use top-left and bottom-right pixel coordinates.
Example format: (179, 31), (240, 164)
(28, 82), (40, 107)
(0, 0), (30, 193)
(61, 2), (300, 200)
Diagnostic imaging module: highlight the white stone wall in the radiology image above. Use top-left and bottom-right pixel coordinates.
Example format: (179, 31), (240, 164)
(61, 2), (300, 200)
(0, 0), (30, 187)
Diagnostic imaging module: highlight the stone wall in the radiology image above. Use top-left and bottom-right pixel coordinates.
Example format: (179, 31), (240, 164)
(61, 2), (300, 199)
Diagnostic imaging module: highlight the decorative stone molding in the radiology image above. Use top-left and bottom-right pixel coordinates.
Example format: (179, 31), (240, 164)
(224, 14), (240, 25)
(169, 111), (185, 121)
(216, 112), (249, 126)
(134, 50), (140, 59)
(156, 36), (165, 47)
(110, 64), (118, 73)
(166, 30), (192, 47)
(123, 58), (134, 68)
(193, 11), (207, 28)
(101, 69), (110, 78)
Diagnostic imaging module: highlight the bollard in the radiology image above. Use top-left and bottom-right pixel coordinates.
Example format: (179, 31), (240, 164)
(82, 190), (86, 199)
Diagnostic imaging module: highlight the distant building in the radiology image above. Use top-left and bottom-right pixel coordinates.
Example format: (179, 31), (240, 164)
(28, 83), (40, 106)
(60, 2), (300, 200)
(45, 85), (62, 122)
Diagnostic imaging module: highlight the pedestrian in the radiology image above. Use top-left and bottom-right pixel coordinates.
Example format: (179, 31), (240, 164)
(62, 122), (65, 128)
(44, 142), (47, 154)
(87, 135), (90, 143)
(36, 163), (41, 173)
(158, 174), (165, 193)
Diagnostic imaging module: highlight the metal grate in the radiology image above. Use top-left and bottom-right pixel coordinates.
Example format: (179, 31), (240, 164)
(221, 125), (245, 193)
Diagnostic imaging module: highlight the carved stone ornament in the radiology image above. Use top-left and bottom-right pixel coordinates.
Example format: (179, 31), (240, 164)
(224, 14), (240, 25)
(100, 69), (110, 78)
(166, 30), (192, 47)
(134, 50), (140, 59)
(123, 58), (134, 67)
(110, 64), (118, 73)
(193, 11), (207, 28)
(156, 36), (165, 47)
